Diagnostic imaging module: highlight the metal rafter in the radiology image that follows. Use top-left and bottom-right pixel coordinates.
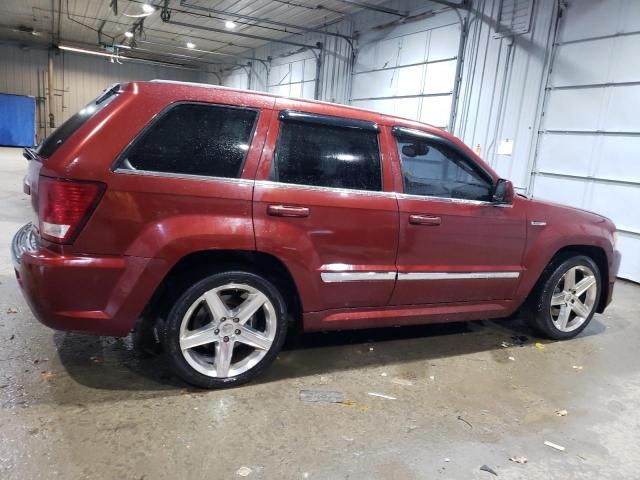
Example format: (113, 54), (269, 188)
(178, 0), (354, 45)
(333, 0), (407, 17)
(163, 19), (322, 51)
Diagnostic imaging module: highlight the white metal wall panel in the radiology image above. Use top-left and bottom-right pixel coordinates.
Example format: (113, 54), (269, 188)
(267, 54), (317, 100)
(350, 10), (460, 129)
(532, 0), (640, 281)
(453, 0), (557, 191)
(221, 69), (249, 90)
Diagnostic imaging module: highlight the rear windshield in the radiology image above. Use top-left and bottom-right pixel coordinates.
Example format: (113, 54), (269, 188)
(36, 84), (120, 158)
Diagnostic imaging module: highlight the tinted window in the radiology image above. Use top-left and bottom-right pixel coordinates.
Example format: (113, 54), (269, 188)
(396, 136), (492, 201)
(37, 84), (120, 158)
(272, 120), (382, 191)
(119, 103), (257, 178)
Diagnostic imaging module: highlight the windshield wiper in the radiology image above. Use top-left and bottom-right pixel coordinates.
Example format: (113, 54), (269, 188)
(22, 147), (38, 161)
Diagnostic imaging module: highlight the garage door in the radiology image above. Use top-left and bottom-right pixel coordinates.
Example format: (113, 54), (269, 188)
(222, 67), (249, 90)
(531, 0), (640, 282)
(267, 52), (317, 100)
(349, 10), (460, 130)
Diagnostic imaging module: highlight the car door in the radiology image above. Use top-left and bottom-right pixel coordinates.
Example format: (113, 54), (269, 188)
(253, 99), (399, 312)
(388, 126), (527, 305)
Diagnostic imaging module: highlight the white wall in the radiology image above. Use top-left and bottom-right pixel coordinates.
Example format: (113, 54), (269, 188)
(0, 43), (212, 142)
(529, 0), (640, 282)
(454, 0), (557, 191)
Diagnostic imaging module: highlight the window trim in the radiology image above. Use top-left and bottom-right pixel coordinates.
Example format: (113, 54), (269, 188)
(112, 101), (260, 178)
(271, 112), (384, 192)
(279, 110), (379, 132)
(391, 125), (495, 200)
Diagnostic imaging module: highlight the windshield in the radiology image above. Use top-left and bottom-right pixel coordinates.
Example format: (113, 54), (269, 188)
(36, 84), (120, 158)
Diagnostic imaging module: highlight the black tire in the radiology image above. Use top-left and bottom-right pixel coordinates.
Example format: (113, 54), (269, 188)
(162, 271), (288, 389)
(524, 254), (601, 340)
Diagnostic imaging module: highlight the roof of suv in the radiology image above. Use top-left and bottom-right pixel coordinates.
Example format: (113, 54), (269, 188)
(147, 79), (439, 131)
(130, 80), (493, 179)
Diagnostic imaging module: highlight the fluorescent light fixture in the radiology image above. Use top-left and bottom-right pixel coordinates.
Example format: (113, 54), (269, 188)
(124, 31), (134, 38)
(186, 41), (196, 49)
(58, 45), (118, 59)
(142, 4), (155, 13)
(58, 44), (199, 70)
(225, 20), (236, 29)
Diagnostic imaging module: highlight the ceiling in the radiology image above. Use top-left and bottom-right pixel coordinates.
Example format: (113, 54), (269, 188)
(0, 0), (394, 68)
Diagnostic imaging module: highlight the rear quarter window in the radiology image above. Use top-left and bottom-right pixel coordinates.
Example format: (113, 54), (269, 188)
(37, 84), (120, 158)
(117, 103), (257, 179)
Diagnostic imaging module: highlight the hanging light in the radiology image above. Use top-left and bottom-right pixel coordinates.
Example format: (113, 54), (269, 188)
(124, 31), (134, 38)
(186, 42), (196, 49)
(225, 20), (236, 29)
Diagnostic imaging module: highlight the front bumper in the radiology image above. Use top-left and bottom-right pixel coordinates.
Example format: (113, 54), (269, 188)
(11, 223), (166, 336)
(604, 248), (622, 308)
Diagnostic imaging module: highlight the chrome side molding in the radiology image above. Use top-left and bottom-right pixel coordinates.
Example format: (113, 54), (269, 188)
(321, 272), (397, 283)
(397, 271), (520, 281)
(320, 270), (520, 283)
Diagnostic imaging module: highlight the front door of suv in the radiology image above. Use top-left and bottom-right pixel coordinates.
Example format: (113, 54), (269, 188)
(253, 100), (398, 312)
(389, 126), (527, 305)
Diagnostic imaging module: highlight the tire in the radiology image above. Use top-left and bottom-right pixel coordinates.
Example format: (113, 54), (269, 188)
(162, 271), (288, 389)
(524, 254), (601, 340)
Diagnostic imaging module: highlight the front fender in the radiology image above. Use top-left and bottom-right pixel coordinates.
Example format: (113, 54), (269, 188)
(515, 204), (615, 302)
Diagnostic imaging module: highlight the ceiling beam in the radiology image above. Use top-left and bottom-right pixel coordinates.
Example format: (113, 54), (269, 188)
(178, 0), (354, 44)
(136, 39), (269, 68)
(333, 0), (407, 17)
(164, 19), (322, 51)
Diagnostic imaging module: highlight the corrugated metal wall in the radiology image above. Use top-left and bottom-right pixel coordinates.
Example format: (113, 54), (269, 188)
(454, 0), (557, 191)
(220, 1), (451, 106)
(1, 0), (637, 280)
(530, 0), (640, 282)
(0, 43), (209, 142)
(350, 9), (460, 129)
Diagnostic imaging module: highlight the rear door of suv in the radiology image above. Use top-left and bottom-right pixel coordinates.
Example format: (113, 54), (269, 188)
(253, 99), (399, 313)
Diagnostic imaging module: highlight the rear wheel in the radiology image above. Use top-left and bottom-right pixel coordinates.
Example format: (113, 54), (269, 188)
(162, 271), (287, 388)
(524, 255), (601, 340)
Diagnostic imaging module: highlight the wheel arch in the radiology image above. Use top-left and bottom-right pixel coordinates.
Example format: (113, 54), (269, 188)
(543, 245), (610, 313)
(142, 249), (303, 328)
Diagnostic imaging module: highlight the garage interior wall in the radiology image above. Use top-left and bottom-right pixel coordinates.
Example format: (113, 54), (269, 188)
(530, 0), (640, 282)
(0, 0), (636, 282)
(219, 0), (638, 282)
(0, 43), (212, 142)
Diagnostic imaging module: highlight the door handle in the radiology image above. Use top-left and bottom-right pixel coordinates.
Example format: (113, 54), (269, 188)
(267, 205), (310, 218)
(409, 214), (441, 226)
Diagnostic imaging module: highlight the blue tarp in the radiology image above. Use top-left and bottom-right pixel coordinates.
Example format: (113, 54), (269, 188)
(0, 93), (36, 147)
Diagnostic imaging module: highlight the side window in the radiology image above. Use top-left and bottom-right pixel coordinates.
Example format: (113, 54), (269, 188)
(395, 136), (492, 201)
(118, 103), (257, 178)
(271, 119), (382, 191)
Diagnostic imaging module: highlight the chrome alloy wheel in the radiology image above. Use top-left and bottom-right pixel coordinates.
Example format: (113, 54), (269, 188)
(179, 283), (277, 378)
(550, 265), (598, 332)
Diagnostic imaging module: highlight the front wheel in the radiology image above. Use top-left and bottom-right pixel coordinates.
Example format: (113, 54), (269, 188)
(524, 255), (601, 340)
(162, 271), (287, 389)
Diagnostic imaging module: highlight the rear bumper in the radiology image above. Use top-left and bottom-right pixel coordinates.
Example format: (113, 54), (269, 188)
(12, 223), (166, 336)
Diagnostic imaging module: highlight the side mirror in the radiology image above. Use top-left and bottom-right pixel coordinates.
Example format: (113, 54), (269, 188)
(492, 178), (514, 204)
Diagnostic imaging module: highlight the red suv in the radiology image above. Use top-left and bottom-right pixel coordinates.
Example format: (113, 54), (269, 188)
(12, 81), (621, 388)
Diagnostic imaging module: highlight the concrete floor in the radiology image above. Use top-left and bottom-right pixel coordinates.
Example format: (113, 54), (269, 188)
(0, 146), (639, 480)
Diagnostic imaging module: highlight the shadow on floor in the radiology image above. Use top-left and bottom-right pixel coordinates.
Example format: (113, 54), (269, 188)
(52, 313), (605, 397)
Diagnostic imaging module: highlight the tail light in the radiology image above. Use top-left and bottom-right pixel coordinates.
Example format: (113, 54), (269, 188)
(38, 176), (105, 244)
